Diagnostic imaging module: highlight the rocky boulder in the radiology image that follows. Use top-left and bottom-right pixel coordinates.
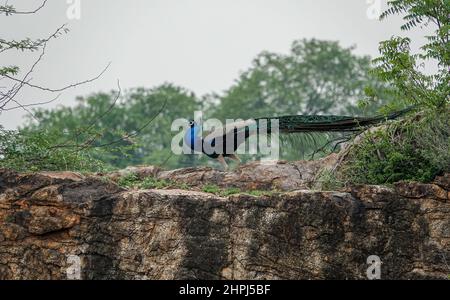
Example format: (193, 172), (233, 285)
(0, 167), (449, 280)
(105, 154), (338, 191)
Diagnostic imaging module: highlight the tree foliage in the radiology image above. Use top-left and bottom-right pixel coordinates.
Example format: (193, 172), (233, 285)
(10, 38), (403, 170)
(374, 0), (449, 110)
(0, 126), (106, 172)
(210, 39), (393, 120)
(3, 1), (447, 176)
(0, 1), (125, 172)
(341, 111), (449, 184)
(22, 84), (203, 169)
(340, 0), (450, 184)
(18, 39), (391, 169)
(209, 39), (396, 160)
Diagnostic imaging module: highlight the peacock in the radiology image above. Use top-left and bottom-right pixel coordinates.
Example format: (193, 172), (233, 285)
(184, 107), (413, 170)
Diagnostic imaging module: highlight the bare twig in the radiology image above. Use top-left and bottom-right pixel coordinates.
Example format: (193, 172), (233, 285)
(50, 80), (123, 150)
(64, 97), (169, 151)
(2, 93), (61, 111)
(93, 97), (168, 148)
(3, 62), (111, 93)
(0, 0), (48, 15)
(9, 98), (39, 122)
(310, 133), (352, 160)
(0, 41), (48, 111)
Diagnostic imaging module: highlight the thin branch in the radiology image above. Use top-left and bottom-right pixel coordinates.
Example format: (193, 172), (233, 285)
(51, 80), (122, 150)
(158, 152), (174, 169)
(74, 97), (168, 150)
(0, 78), (34, 110)
(0, 23), (68, 54)
(85, 80), (122, 131)
(9, 98), (39, 122)
(4, 62), (112, 93)
(310, 133), (353, 160)
(2, 93), (61, 111)
(48, 93), (167, 155)
(93, 97), (168, 148)
(0, 41), (48, 110)
(0, 0), (48, 15)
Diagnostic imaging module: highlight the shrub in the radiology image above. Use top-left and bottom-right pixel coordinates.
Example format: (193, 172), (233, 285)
(340, 110), (450, 184)
(0, 128), (107, 172)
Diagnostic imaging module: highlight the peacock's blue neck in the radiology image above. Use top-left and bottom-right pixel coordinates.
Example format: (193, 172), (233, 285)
(184, 125), (202, 150)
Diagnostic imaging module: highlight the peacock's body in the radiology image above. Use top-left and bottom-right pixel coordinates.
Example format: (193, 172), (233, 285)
(184, 107), (412, 169)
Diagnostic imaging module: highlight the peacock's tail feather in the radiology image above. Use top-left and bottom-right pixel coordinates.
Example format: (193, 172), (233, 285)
(256, 106), (414, 133)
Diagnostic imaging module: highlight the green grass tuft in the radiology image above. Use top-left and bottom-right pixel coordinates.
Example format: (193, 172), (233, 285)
(117, 173), (188, 190)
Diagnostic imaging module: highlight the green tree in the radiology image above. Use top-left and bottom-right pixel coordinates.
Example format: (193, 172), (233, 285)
(0, 1), (111, 172)
(24, 84), (202, 169)
(209, 39), (396, 160)
(0, 1), (68, 113)
(210, 39), (393, 121)
(340, 0), (450, 185)
(374, 0), (449, 110)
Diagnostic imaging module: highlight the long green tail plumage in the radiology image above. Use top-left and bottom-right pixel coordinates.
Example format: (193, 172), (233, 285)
(257, 106), (414, 133)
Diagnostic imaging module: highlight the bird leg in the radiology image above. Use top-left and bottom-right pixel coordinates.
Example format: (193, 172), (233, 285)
(217, 155), (229, 171)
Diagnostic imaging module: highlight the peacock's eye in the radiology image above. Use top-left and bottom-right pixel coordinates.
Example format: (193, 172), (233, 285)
(189, 120), (194, 127)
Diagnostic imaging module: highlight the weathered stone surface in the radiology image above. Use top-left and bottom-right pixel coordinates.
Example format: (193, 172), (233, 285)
(0, 168), (449, 280)
(106, 154), (338, 191)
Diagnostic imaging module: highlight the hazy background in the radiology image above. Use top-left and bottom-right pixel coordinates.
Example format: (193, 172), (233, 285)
(0, 0), (433, 129)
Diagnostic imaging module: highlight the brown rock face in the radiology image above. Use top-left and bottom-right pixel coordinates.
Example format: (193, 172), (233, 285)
(107, 154), (338, 191)
(0, 168), (449, 280)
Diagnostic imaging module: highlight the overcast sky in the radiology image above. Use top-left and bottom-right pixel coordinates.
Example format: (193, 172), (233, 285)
(0, 0), (434, 129)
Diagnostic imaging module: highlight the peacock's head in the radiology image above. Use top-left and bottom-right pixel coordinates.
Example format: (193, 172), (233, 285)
(184, 119), (201, 148)
(188, 119), (203, 132)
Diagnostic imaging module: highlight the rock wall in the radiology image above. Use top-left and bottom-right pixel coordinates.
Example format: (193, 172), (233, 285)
(105, 154), (339, 191)
(0, 168), (449, 280)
